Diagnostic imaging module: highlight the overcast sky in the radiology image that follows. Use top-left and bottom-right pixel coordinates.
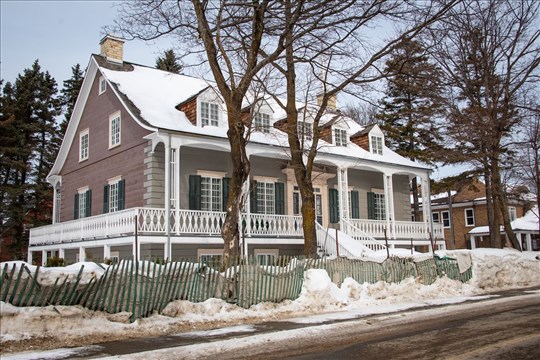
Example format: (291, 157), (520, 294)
(0, 0), (174, 85)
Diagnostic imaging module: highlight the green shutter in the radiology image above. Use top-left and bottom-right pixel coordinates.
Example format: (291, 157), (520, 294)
(118, 180), (125, 210)
(250, 180), (258, 213)
(74, 193), (79, 219)
(189, 175), (202, 210)
(103, 185), (109, 214)
(329, 188), (339, 223)
(351, 190), (359, 219)
(222, 177), (230, 212)
(275, 182), (285, 215)
(86, 190), (92, 217)
(367, 191), (375, 220)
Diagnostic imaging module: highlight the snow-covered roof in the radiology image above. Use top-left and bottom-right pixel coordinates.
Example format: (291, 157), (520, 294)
(92, 57), (429, 171)
(468, 206), (539, 235)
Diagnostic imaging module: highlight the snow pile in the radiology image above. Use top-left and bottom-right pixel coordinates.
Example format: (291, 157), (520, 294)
(1, 261), (106, 285)
(1, 249), (539, 349)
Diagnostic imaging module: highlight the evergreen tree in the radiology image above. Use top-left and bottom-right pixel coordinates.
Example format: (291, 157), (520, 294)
(0, 60), (62, 259)
(155, 49), (183, 74)
(60, 64), (84, 137)
(376, 38), (445, 220)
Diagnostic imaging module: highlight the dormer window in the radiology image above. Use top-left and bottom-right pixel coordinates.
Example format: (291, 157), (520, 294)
(298, 121), (313, 140)
(99, 76), (106, 95)
(371, 135), (383, 155)
(334, 128), (348, 146)
(254, 112), (271, 133)
(201, 102), (219, 127)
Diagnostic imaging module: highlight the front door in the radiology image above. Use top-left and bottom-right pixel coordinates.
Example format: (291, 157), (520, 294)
(315, 194), (323, 224)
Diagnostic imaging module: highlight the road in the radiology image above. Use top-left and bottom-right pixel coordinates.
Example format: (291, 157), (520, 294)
(3, 288), (539, 359)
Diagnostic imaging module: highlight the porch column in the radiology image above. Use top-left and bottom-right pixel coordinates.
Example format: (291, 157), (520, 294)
(174, 146), (181, 235)
(337, 167), (349, 227)
(420, 176), (431, 239)
(59, 248), (65, 260)
(79, 247), (86, 262)
(383, 173), (395, 239)
(164, 137), (172, 260)
(27, 250), (33, 264)
(132, 238), (140, 261)
(525, 233), (532, 251)
(470, 234), (476, 249)
(104, 244), (111, 260)
(41, 250), (47, 266)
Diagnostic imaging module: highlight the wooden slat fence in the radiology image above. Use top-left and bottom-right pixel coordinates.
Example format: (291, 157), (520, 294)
(0, 256), (471, 323)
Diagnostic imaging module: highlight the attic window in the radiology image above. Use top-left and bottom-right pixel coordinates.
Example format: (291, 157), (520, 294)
(254, 112), (271, 133)
(298, 121), (312, 140)
(334, 128), (347, 146)
(201, 102), (219, 127)
(99, 76), (106, 95)
(371, 135), (383, 155)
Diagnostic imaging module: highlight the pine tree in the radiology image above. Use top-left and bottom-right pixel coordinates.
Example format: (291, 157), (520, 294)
(0, 60), (62, 259)
(376, 38), (445, 220)
(60, 64), (84, 137)
(155, 49), (183, 74)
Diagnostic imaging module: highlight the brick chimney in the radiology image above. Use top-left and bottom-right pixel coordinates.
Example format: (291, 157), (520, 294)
(100, 35), (125, 63)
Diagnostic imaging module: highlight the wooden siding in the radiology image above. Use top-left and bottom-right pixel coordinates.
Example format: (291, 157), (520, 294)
(59, 70), (152, 222)
(350, 133), (370, 151)
(177, 97), (197, 126)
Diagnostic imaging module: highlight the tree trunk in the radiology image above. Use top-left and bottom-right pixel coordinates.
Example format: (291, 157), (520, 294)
(484, 167), (501, 248)
(412, 177), (420, 221)
(221, 101), (251, 263)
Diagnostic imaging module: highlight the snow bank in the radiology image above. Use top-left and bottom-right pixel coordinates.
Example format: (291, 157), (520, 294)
(1, 249), (539, 348)
(1, 261), (107, 285)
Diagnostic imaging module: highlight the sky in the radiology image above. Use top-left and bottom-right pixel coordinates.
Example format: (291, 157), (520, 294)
(0, 0), (174, 85)
(0, 0), (466, 179)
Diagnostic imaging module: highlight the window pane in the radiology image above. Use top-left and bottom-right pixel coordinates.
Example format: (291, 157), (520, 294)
(257, 182), (275, 214)
(201, 176), (222, 211)
(374, 193), (386, 220)
(109, 182), (119, 212)
(79, 192), (86, 218)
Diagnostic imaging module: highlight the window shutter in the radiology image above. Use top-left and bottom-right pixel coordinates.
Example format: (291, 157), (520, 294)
(367, 192), (375, 220)
(275, 182), (285, 215)
(86, 190), (92, 217)
(118, 179), (125, 210)
(74, 193), (79, 220)
(351, 190), (359, 219)
(250, 180), (258, 213)
(103, 185), (109, 214)
(329, 188), (339, 223)
(188, 175), (201, 210)
(222, 177), (230, 212)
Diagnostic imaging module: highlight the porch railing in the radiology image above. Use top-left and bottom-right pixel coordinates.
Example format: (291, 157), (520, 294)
(349, 218), (444, 241)
(341, 219), (386, 252)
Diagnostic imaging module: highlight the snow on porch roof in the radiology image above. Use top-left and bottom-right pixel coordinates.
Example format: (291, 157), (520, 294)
(468, 206), (539, 235)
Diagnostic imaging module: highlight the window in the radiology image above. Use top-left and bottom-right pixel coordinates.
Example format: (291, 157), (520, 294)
(198, 249), (222, 267)
(74, 187), (91, 219)
(334, 128), (348, 146)
(465, 208), (475, 227)
(99, 76), (107, 95)
(109, 112), (121, 148)
(442, 211), (450, 228)
(79, 129), (89, 161)
(104, 177), (125, 213)
(257, 254), (275, 266)
(256, 182), (275, 214)
(201, 102), (219, 126)
(432, 212), (440, 223)
(371, 135), (383, 155)
(201, 176), (222, 211)
(373, 193), (386, 220)
(297, 121), (312, 140)
(254, 112), (271, 133)
(509, 207), (517, 221)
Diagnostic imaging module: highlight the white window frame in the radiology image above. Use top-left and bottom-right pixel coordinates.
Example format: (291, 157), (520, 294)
(256, 181), (275, 214)
(197, 249), (223, 264)
(371, 135), (383, 155)
(254, 112), (271, 133)
(108, 176), (122, 213)
(109, 111), (121, 149)
(464, 208), (475, 227)
(99, 76), (106, 95)
(254, 249), (279, 266)
(201, 101), (219, 127)
(509, 206), (517, 221)
(334, 128), (348, 146)
(77, 186), (89, 218)
(297, 121), (313, 140)
(441, 210), (450, 228)
(432, 212), (440, 223)
(79, 129), (89, 162)
(372, 190), (386, 221)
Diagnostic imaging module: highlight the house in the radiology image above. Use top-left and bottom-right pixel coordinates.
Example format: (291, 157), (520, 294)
(28, 36), (443, 265)
(468, 206), (539, 251)
(419, 178), (528, 250)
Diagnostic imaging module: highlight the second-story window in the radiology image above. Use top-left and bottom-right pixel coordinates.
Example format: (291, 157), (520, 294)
(254, 112), (271, 133)
(297, 121), (313, 140)
(201, 176), (222, 212)
(371, 135), (383, 155)
(103, 177), (125, 213)
(256, 182), (275, 214)
(334, 128), (348, 146)
(442, 211), (450, 228)
(79, 129), (89, 162)
(109, 112), (121, 148)
(201, 102), (219, 126)
(99, 76), (106, 95)
(465, 208), (475, 226)
(432, 212), (440, 223)
(509, 206), (517, 221)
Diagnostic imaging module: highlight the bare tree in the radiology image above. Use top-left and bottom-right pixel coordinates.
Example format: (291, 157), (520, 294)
(427, 0), (540, 249)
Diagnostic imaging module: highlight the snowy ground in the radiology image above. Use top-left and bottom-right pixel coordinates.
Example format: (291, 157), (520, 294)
(1, 248), (539, 358)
